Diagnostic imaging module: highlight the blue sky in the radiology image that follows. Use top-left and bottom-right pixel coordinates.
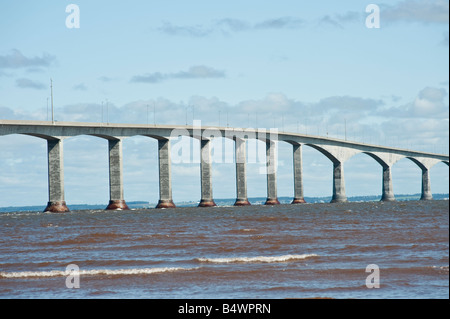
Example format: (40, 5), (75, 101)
(0, 1), (448, 207)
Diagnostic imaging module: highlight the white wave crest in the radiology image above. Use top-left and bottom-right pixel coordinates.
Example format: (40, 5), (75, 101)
(432, 265), (449, 272)
(0, 267), (198, 278)
(196, 254), (318, 264)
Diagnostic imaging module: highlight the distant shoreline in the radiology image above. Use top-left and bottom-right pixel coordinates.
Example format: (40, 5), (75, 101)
(0, 193), (448, 213)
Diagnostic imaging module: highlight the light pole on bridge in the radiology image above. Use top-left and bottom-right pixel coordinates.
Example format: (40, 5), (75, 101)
(50, 78), (54, 124)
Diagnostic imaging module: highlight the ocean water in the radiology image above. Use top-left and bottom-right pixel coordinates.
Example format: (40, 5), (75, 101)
(0, 200), (448, 299)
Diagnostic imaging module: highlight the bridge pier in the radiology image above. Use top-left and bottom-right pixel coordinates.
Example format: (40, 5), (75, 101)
(291, 143), (306, 204)
(199, 139), (216, 207)
(234, 138), (251, 206)
(331, 161), (347, 203)
(44, 138), (70, 213)
(265, 140), (280, 205)
(106, 139), (129, 210)
(420, 167), (433, 200)
(381, 165), (395, 201)
(156, 138), (176, 208)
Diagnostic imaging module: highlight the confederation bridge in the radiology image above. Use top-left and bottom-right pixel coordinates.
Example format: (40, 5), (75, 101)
(0, 120), (448, 212)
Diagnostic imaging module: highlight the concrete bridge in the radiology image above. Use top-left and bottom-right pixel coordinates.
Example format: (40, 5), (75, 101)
(0, 120), (448, 212)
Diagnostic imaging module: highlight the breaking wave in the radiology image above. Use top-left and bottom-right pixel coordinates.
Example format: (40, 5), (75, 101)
(195, 254), (318, 264)
(0, 267), (198, 278)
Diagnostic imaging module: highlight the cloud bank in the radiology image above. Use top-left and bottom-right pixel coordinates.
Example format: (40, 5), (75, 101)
(1, 87), (447, 154)
(158, 1), (449, 38)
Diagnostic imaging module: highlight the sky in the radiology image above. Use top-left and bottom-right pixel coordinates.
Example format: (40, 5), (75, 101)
(0, 0), (449, 207)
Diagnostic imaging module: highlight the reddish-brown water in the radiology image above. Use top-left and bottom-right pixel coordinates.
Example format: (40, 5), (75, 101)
(0, 200), (448, 299)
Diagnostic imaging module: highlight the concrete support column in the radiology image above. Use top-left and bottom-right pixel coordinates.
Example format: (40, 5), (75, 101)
(44, 138), (70, 212)
(331, 161), (347, 203)
(381, 165), (395, 201)
(234, 138), (250, 206)
(156, 138), (175, 208)
(420, 168), (433, 200)
(199, 139), (216, 207)
(106, 139), (129, 210)
(265, 140), (280, 205)
(291, 143), (306, 204)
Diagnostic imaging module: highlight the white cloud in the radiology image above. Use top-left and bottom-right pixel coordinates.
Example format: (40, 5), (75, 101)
(2, 88), (446, 150)
(130, 65), (226, 84)
(158, 21), (213, 37)
(381, 87), (448, 119)
(15, 78), (46, 90)
(413, 87), (447, 115)
(73, 83), (87, 91)
(254, 17), (304, 30)
(382, 0), (449, 24)
(98, 76), (117, 82)
(0, 49), (56, 70)
(156, 3), (449, 38)
(158, 16), (305, 37)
